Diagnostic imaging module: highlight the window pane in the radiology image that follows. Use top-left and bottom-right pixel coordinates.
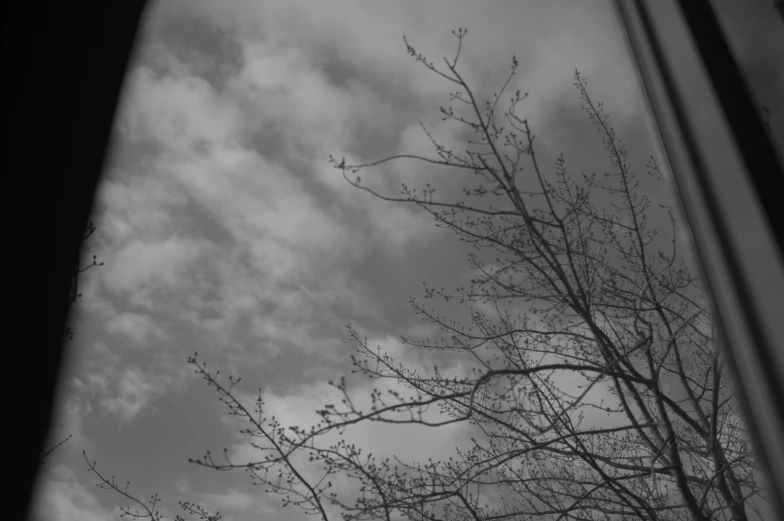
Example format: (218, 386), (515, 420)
(34, 2), (779, 521)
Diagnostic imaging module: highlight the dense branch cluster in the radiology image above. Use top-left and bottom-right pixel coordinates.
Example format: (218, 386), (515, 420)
(184, 29), (764, 521)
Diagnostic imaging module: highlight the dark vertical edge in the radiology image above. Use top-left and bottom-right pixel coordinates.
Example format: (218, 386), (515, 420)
(2, 2), (149, 520)
(614, 0), (784, 517)
(676, 0), (784, 258)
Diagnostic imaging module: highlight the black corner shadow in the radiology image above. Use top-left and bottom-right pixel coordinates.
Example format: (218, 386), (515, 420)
(2, 2), (149, 519)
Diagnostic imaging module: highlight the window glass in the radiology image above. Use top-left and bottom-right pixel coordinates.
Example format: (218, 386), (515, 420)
(32, 2), (774, 520)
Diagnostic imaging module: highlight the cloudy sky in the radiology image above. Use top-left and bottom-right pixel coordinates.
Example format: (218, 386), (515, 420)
(30, 1), (781, 521)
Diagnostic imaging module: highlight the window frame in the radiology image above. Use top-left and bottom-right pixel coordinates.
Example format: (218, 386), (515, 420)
(614, 0), (784, 517)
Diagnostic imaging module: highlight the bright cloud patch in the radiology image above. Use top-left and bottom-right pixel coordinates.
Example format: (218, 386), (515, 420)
(106, 311), (166, 345)
(98, 367), (162, 423)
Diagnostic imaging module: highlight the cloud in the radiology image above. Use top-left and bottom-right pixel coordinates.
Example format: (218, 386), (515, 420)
(113, 0), (654, 276)
(201, 487), (253, 511)
(44, 394), (95, 461)
(127, 3), (459, 254)
(30, 465), (115, 521)
(118, 65), (242, 152)
(96, 175), (189, 243)
(165, 0), (643, 138)
(105, 56), (408, 358)
(105, 236), (214, 296)
(98, 367), (165, 423)
(106, 312), (166, 346)
(112, 61), (374, 284)
(235, 41), (354, 146)
(90, 5), (506, 372)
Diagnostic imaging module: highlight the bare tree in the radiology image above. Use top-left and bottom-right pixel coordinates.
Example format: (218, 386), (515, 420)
(185, 29), (768, 521)
(84, 27), (781, 521)
(39, 434), (72, 466)
(773, 0), (783, 22)
(81, 451), (223, 521)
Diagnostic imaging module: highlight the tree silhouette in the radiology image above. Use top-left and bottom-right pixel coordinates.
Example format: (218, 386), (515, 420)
(88, 27), (780, 521)
(187, 29), (767, 521)
(83, 451), (223, 521)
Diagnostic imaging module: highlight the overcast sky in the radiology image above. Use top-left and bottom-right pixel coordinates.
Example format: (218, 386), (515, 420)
(31, 2), (781, 521)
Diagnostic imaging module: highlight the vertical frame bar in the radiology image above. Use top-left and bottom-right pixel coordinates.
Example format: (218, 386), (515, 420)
(614, 0), (784, 517)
